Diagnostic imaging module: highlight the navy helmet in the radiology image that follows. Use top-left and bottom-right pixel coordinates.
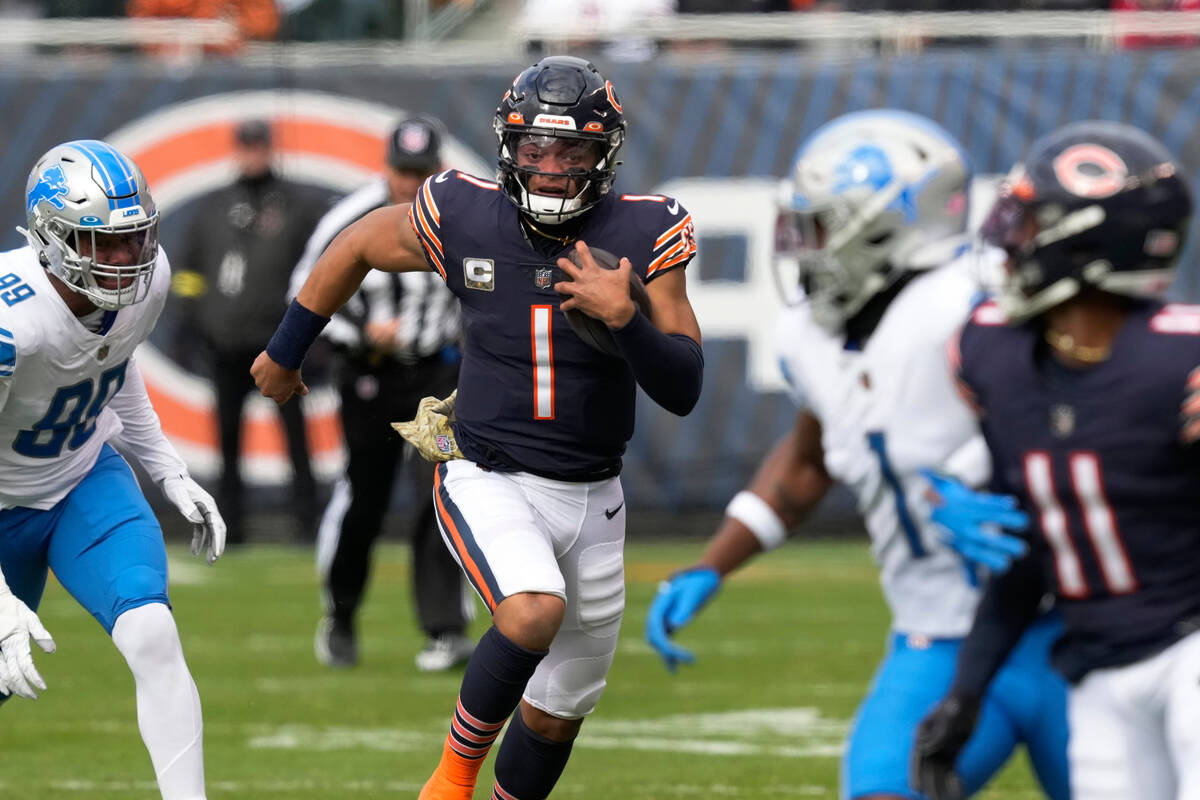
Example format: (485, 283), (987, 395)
(493, 56), (626, 224)
(982, 120), (1193, 321)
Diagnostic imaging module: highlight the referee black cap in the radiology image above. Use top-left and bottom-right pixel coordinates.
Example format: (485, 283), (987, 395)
(387, 115), (444, 173)
(235, 118), (272, 146)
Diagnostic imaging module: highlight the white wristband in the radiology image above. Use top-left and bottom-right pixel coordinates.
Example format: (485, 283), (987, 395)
(725, 490), (788, 552)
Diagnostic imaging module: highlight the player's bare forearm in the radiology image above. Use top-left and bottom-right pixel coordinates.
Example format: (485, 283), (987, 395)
(698, 411), (832, 576)
(645, 268), (702, 343)
(751, 411), (832, 527)
(295, 204), (430, 317)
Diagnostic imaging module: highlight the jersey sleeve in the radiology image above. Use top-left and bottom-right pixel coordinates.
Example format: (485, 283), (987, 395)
(0, 322), (15, 413)
(774, 308), (810, 411)
(408, 170), (453, 282)
(645, 197), (696, 282)
(946, 323), (981, 417)
(108, 359), (188, 483)
(1183, 366), (1200, 445)
(950, 301), (1008, 416)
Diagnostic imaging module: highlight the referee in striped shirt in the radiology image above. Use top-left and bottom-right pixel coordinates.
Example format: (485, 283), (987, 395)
(295, 116), (474, 672)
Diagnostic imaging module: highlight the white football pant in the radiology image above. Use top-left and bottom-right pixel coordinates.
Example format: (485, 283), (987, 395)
(1068, 629), (1200, 800)
(433, 459), (626, 719)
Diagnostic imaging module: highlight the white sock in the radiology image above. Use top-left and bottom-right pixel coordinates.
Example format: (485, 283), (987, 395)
(111, 603), (206, 800)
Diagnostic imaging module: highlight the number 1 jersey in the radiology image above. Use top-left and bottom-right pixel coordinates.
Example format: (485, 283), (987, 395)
(408, 170), (695, 481)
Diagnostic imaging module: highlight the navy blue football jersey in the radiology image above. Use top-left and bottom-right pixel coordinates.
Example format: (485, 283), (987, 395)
(956, 300), (1200, 680)
(407, 170), (696, 480)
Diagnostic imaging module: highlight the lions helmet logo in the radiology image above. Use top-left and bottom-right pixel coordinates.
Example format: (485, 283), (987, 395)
(27, 164), (70, 214)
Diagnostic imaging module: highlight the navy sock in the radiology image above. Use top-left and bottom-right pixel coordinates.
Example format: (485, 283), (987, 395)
(491, 709), (576, 799)
(446, 626), (546, 763)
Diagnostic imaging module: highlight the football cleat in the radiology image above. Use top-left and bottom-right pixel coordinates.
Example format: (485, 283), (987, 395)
(415, 633), (475, 673)
(314, 616), (358, 668)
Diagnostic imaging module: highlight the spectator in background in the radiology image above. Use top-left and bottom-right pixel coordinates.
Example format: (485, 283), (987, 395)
(1113, 0), (1200, 48)
(42, 0), (126, 14)
(126, 0), (278, 53)
(279, 0), (402, 41)
(172, 120), (330, 544)
(295, 116), (472, 673)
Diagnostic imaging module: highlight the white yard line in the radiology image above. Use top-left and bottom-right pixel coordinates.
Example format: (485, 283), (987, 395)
(42, 779), (426, 793)
(245, 707), (846, 759)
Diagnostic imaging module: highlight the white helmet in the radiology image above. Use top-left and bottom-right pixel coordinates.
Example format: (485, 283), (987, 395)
(776, 110), (971, 332)
(22, 140), (158, 310)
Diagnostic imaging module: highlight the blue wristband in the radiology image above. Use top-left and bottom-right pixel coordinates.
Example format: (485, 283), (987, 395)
(265, 299), (330, 370)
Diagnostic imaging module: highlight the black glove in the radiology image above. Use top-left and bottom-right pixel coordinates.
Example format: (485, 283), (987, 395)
(911, 692), (981, 800)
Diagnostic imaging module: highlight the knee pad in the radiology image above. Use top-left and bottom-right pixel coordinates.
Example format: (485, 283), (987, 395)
(112, 602), (182, 673)
(522, 540), (626, 718)
(523, 628), (617, 719)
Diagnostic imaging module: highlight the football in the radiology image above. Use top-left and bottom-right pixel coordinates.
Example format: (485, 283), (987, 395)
(562, 247), (653, 358)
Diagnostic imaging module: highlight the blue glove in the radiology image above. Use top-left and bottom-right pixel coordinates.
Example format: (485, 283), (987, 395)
(645, 566), (721, 673)
(921, 469), (1031, 575)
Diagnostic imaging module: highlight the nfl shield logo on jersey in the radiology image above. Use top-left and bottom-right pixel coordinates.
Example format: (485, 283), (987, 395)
(534, 268), (554, 290)
(97, 344), (110, 361)
(1050, 403), (1075, 438)
(436, 434), (452, 455)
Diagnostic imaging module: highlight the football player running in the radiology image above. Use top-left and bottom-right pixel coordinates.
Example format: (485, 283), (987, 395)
(252, 57), (703, 799)
(913, 122), (1200, 800)
(646, 110), (1070, 800)
(0, 141), (225, 799)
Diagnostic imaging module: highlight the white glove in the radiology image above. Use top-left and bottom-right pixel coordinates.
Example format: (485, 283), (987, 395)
(0, 589), (55, 700)
(160, 475), (226, 565)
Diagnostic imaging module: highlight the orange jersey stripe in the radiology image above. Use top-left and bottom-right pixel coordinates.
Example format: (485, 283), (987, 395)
(421, 180), (441, 225)
(457, 173), (500, 190)
(647, 239), (688, 274)
(647, 248), (693, 278)
(413, 195), (444, 257)
(654, 214), (693, 250)
(1183, 392), (1200, 417)
(408, 206), (446, 280)
(434, 468), (497, 611)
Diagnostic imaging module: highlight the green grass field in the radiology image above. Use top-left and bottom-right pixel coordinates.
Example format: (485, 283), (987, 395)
(0, 539), (1042, 798)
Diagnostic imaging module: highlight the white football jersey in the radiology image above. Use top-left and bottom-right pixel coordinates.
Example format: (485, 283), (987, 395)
(778, 255), (988, 637)
(0, 245), (170, 510)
